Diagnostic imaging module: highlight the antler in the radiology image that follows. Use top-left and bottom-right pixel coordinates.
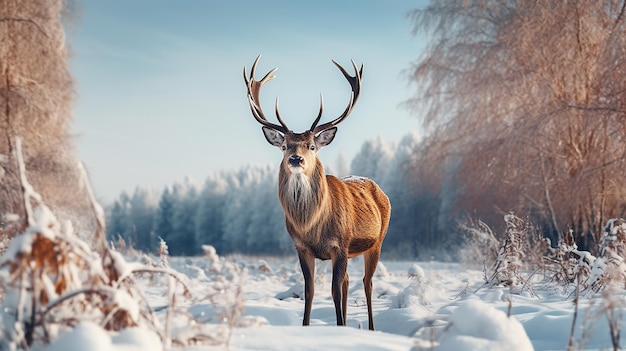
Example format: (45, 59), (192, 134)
(310, 60), (363, 134)
(244, 55), (290, 133)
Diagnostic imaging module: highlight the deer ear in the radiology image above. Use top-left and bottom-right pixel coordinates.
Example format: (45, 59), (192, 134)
(315, 127), (337, 147)
(262, 126), (284, 147)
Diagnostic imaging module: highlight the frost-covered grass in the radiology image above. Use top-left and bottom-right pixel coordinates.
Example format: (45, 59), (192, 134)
(1, 203), (624, 351)
(23, 254), (624, 351)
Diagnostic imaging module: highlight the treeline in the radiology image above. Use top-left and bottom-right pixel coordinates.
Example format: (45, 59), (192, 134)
(106, 132), (444, 257)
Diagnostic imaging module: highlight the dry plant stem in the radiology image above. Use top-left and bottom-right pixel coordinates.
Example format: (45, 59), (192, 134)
(164, 275), (175, 349)
(15, 137), (37, 226)
(507, 284), (513, 318)
(15, 273), (27, 350)
(13, 139), (36, 350)
(42, 287), (118, 315)
(606, 309), (621, 351)
(26, 268), (37, 346)
(78, 162), (108, 256)
(115, 267), (191, 296)
(568, 273), (581, 351)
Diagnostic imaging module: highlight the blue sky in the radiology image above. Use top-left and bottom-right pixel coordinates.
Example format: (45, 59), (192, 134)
(70, 0), (428, 203)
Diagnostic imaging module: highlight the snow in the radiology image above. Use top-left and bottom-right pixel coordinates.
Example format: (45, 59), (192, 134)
(6, 254), (626, 350)
(341, 175), (369, 183)
(44, 321), (162, 351)
(439, 299), (533, 351)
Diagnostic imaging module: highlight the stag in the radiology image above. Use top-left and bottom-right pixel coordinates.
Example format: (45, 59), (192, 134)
(243, 56), (390, 330)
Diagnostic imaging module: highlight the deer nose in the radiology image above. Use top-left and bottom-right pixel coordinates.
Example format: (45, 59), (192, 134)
(288, 155), (304, 167)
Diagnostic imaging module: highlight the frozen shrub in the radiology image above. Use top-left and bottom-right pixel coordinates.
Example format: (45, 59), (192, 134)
(257, 259), (273, 274)
(202, 244), (222, 273)
(0, 196), (171, 348)
(158, 237), (170, 268)
(458, 217), (499, 269)
(487, 213), (527, 288)
(546, 228), (594, 287)
(0, 139), (210, 349)
(587, 219), (626, 292)
(376, 261), (390, 279)
(407, 263), (428, 305)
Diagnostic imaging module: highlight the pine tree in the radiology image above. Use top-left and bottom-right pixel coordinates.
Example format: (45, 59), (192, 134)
(107, 192), (130, 244)
(169, 180), (199, 255)
(195, 174), (229, 253)
(153, 186), (175, 252)
(127, 187), (158, 252)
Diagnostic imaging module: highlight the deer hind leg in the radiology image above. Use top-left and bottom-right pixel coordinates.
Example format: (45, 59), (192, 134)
(341, 272), (349, 324)
(363, 247), (381, 330)
(297, 248), (316, 326)
(331, 252), (348, 326)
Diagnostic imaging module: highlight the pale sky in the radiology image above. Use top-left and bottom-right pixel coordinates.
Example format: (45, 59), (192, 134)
(70, 0), (428, 204)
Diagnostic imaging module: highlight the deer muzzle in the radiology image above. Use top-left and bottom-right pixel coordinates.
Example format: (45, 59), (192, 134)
(288, 155), (304, 167)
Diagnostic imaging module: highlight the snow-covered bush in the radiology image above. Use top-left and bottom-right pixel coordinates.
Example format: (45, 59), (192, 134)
(487, 213), (527, 288)
(587, 218), (626, 292)
(460, 213), (541, 294)
(0, 140), (179, 348)
(157, 237), (169, 268)
(0, 139), (245, 349)
(545, 228), (594, 287)
(406, 263), (429, 306)
(457, 217), (499, 271)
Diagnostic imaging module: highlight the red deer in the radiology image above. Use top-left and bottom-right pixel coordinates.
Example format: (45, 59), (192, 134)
(243, 56), (391, 330)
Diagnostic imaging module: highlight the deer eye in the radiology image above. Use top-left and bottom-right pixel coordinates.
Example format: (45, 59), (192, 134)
(281, 144), (286, 151)
(309, 144), (316, 151)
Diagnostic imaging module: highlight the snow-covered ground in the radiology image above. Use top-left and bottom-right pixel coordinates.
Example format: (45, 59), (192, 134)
(42, 254), (625, 351)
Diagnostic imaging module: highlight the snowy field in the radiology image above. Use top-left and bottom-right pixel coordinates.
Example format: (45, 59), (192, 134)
(42, 253), (625, 351)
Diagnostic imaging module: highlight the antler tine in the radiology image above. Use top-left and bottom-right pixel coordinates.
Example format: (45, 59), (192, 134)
(308, 93), (324, 132)
(311, 59), (363, 134)
(274, 97), (289, 130)
(243, 55), (289, 133)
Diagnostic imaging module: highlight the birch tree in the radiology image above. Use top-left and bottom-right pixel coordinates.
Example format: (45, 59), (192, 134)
(0, 0), (82, 233)
(407, 0), (626, 249)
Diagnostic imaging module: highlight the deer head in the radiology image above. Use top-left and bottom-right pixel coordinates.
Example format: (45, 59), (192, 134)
(243, 55), (363, 178)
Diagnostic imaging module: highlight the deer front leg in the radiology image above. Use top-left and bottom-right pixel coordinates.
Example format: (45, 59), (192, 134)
(297, 248), (315, 326)
(342, 272), (349, 324)
(331, 252), (348, 326)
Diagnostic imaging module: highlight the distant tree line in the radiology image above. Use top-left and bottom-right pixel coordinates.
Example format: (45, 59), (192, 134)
(106, 132), (446, 258)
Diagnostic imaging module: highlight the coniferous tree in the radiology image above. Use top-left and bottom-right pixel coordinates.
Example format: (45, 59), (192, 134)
(382, 132), (439, 257)
(195, 174), (229, 253)
(127, 187), (158, 252)
(153, 186), (175, 251)
(245, 165), (290, 254)
(107, 192), (130, 243)
(169, 180), (199, 255)
(221, 166), (258, 254)
(350, 137), (395, 185)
